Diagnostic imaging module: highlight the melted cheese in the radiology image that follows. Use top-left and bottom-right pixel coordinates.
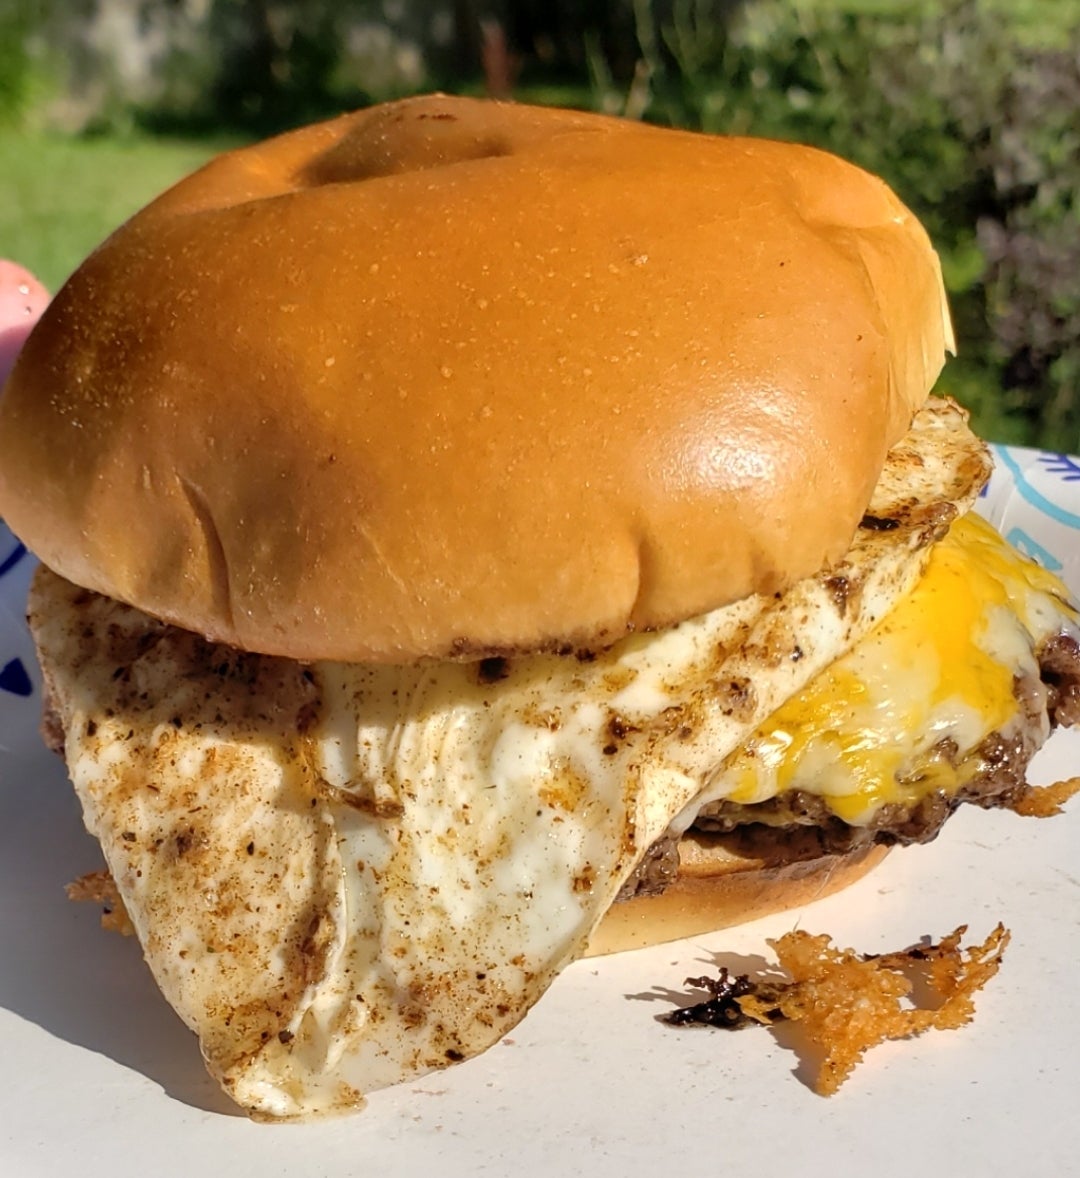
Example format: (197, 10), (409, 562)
(697, 514), (1078, 826)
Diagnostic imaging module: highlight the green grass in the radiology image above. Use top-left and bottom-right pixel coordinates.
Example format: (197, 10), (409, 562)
(0, 132), (231, 292)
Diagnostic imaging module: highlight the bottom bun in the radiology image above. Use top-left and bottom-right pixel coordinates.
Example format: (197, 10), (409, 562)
(585, 836), (890, 957)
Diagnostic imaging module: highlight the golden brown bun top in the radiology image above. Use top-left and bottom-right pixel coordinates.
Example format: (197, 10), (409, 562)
(0, 95), (953, 661)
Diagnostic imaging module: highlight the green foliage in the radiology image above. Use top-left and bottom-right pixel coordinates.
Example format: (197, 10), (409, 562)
(0, 1), (56, 129)
(150, 1), (373, 137)
(0, 20), (32, 127)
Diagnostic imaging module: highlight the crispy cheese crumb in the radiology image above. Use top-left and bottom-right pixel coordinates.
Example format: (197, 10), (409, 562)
(666, 923), (1009, 1095)
(1008, 776), (1080, 818)
(66, 870), (135, 937)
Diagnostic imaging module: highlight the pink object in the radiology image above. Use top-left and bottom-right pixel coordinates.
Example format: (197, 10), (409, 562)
(0, 261), (50, 388)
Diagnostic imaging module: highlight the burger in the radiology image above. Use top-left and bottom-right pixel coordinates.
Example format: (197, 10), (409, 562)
(0, 95), (1077, 1120)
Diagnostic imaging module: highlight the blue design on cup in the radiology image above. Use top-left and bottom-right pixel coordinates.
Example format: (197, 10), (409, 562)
(0, 538), (27, 578)
(1038, 454), (1080, 482)
(993, 446), (1080, 530)
(0, 656), (32, 696)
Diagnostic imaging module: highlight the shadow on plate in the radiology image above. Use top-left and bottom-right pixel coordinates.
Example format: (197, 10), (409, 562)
(626, 948), (830, 1093)
(0, 741), (242, 1117)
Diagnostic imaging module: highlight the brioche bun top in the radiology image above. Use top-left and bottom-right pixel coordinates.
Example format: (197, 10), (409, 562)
(0, 95), (952, 662)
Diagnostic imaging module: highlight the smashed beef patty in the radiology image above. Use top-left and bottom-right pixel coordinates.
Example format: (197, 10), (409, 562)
(619, 580), (1080, 902)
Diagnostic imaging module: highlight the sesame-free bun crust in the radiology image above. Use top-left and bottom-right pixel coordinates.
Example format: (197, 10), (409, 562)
(587, 840), (890, 957)
(0, 95), (952, 662)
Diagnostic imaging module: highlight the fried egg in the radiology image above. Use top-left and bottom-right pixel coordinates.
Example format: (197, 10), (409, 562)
(34, 398), (1067, 1120)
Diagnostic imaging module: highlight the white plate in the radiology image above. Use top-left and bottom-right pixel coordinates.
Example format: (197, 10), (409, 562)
(2, 446), (1079, 1177)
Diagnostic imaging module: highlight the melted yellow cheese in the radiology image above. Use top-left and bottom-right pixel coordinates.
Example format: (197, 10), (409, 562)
(711, 515), (1077, 825)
